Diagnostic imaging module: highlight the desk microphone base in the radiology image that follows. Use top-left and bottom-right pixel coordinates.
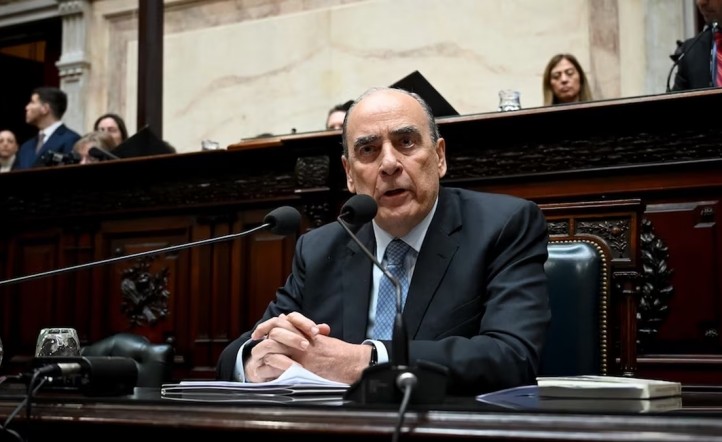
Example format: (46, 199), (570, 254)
(344, 360), (448, 405)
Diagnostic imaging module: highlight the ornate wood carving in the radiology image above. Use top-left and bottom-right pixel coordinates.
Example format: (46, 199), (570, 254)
(120, 256), (170, 327)
(637, 218), (675, 350)
(547, 220), (569, 236)
(444, 126), (722, 181)
(295, 155), (330, 188)
(576, 219), (630, 259)
(302, 202), (331, 229)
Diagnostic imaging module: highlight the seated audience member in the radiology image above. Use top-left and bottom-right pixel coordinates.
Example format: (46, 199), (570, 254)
(93, 113), (129, 148)
(0, 129), (19, 173)
(217, 87), (550, 395)
(671, 0), (722, 91)
(542, 53), (593, 105)
(72, 131), (116, 164)
(325, 100), (353, 130)
(17, 86), (81, 169)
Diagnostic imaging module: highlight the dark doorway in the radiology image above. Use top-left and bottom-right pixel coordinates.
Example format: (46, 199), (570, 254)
(0, 17), (61, 145)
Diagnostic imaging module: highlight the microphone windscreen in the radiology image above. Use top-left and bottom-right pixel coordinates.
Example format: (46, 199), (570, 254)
(340, 194), (377, 224)
(89, 147), (120, 160)
(264, 206), (301, 235)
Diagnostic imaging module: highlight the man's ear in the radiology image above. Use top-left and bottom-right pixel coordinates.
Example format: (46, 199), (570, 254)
(342, 155), (356, 193)
(436, 138), (447, 178)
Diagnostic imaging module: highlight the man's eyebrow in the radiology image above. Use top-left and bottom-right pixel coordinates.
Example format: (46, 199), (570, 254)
(353, 134), (380, 149)
(391, 125), (422, 137)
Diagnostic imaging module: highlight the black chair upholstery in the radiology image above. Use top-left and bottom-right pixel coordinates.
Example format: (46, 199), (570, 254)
(80, 333), (174, 388)
(539, 237), (612, 376)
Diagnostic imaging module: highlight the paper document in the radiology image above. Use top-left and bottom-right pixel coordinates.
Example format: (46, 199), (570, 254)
(161, 364), (349, 400)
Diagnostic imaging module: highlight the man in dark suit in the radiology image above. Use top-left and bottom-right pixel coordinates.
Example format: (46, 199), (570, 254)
(217, 87), (550, 395)
(672, 0), (722, 91)
(16, 87), (81, 169)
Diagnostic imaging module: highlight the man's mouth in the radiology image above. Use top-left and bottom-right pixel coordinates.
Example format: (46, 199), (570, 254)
(384, 189), (406, 197)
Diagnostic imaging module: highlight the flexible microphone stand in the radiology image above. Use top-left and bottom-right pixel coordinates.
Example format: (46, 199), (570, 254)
(336, 194), (448, 442)
(0, 206), (300, 287)
(665, 22), (717, 92)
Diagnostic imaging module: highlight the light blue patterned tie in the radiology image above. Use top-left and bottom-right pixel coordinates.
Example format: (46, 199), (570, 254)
(372, 239), (411, 340)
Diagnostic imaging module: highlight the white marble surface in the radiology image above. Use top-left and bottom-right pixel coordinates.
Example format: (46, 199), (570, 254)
(76, 0), (671, 153)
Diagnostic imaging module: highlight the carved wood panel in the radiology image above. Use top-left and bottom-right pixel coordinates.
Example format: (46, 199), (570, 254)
(642, 201), (722, 355)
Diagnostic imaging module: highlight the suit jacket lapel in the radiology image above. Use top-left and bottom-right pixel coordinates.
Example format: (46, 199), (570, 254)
(36, 124), (66, 158)
(404, 188), (461, 338)
(341, 223), (375, 343)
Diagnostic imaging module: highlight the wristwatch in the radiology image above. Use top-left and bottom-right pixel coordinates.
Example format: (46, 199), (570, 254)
(367, 343), (378, 367)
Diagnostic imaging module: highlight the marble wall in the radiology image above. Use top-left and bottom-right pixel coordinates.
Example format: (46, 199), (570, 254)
(77, 0), (687, 153)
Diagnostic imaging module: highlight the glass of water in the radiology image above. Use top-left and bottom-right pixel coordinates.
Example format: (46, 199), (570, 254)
(35, 328), (80, 357)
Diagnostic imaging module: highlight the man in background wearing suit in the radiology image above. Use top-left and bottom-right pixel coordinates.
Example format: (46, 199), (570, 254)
(16, 87), (81, 169)
(672, 0), (722, 91)
(217, 87), (550, 395)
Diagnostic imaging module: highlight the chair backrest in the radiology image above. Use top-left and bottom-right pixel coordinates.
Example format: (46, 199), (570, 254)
(539, 236), (612, 376)
(80, 333), (174, 388)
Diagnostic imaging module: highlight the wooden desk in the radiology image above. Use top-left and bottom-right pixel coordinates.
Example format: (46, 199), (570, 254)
(1, 385), (722, 441)
(2, 89), (721, 385)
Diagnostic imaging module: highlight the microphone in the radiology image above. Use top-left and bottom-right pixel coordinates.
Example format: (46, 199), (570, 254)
(0, 205), (301, 286)
(666, 22), (717, 92)
(337, 194), (408, 367)
(33, 361), (83, 377)
(89, 146), (120, 161)
(337, 194), (447, 405)
(31, 356), (138, 396)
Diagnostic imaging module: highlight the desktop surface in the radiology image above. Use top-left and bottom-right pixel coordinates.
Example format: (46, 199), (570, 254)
(2, 381), (722, 441)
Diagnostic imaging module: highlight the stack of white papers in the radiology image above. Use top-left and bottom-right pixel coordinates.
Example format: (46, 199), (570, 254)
(161, 364), (349, 404)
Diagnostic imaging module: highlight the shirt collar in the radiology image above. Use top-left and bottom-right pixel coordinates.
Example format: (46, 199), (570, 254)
(41, 121), (63, 140)
(372, 195), (439, 258)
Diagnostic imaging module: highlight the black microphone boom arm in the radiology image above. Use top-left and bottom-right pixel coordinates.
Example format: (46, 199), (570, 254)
(337, 194), (447, 406)
(665, 22), (716, 92)
(0, 206), (300, 286)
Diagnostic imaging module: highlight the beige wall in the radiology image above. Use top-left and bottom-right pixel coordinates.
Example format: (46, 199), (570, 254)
(80, 0), (677, 153)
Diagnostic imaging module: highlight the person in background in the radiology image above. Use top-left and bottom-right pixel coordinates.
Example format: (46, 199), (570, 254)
(72, 131), (116, 165)
(325, 100), (353, 130)
(93, 113), (129, 148)
(671, 0), (722, 91)
(542, 53), (593, 105)
(217, 87), (550, 395)
(16, 87), (81, 169)
(0, 129), (19, 173)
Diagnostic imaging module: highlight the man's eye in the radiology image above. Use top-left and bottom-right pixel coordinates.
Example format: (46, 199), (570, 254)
(400, 137), (414, 148)
(357, 145), (376, 157)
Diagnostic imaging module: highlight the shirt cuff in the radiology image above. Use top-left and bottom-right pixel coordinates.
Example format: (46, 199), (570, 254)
(233, 339), (252, 382)
(362, 339), (389, 365)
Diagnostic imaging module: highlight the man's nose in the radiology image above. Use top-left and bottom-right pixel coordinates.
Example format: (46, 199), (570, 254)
(378, 143), (401, 174)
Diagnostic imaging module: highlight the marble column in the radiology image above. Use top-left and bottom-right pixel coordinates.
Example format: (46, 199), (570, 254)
(56, 0), (91, 135)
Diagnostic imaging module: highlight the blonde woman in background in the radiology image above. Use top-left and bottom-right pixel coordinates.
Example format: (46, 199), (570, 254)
(72, 131), (116, 164)
(542, 53), (593, 105)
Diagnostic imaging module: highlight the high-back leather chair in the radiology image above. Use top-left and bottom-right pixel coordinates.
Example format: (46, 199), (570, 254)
(539, 236), (612, 376)
(80, 333), (174, 388)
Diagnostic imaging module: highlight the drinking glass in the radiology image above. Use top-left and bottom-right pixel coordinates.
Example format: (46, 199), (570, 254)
(498, 89), (522, 112)
(35, 328), (80, 357)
